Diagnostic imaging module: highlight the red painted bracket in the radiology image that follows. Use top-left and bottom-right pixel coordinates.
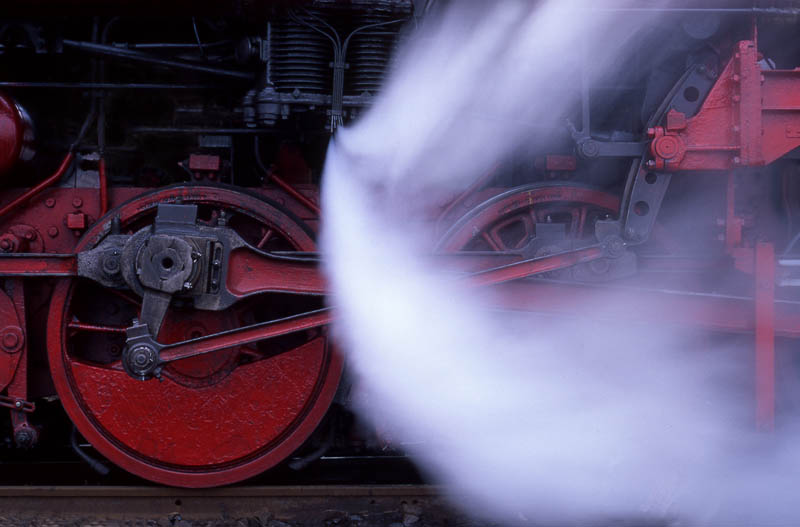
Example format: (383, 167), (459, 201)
(649, 40), (800, 171)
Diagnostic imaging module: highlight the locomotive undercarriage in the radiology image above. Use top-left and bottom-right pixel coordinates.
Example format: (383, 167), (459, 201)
(2, 4), (800, 487)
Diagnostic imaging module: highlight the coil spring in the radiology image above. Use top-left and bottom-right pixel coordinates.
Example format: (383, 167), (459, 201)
(345, 6), (408, 96)
(269, 2), (411, 96)
(270, 10), (333, 93)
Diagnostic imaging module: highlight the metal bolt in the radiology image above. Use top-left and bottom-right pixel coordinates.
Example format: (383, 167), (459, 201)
(3, 332), (19, 350)
(72, 198), (83, 208)
(0, 240), (10, 251)
(14, 427), (35, 448)
(44, 198), (55, 208)
(47, 226), (59, 238)
(183, 281), (193, 291)
(14, 401), (21, 408)
(23, 231), (35, 241)
(102, 251), (120, 276)
(733, 156), (741, 165)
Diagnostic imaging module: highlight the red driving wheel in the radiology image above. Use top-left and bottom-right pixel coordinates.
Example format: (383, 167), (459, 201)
(437, 183), (620, 252)
(48, 185), (342, 487)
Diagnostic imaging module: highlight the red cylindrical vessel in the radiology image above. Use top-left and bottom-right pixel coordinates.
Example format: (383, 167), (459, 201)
(0, 93), (34, 176)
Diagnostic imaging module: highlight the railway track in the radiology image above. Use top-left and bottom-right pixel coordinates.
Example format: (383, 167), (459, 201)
(0, 484), (494, 527)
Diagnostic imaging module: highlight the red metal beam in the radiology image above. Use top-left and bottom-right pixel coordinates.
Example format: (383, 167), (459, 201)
(159, 308), (333, 364)
(648, 40), (800, 171)
(464, 246), (604, 287)
(755, 242), (775, 430)
(486, 279), (800, 339)
(0, 255), (76, 276)
(226, 249), (325, 297)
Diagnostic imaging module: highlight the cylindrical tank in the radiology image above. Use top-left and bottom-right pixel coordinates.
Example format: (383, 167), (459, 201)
(0, 93), (34, 176)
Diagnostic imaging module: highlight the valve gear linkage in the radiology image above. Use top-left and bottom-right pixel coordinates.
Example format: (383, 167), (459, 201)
(0, 203), (628, 380)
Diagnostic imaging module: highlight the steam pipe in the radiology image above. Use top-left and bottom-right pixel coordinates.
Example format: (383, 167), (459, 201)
(61, 40), (254, 80)
(254, 136), (321, 216)
(0, 153), (75, 219)
(99, 157), (109, 216)
(0, 103), (96, 219)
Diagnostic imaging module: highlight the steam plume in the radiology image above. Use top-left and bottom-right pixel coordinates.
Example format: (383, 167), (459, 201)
(321, 2), (800, 524)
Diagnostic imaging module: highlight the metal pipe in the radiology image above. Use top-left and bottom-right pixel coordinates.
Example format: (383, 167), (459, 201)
(98, 158), (109, 216)
(0, 82), (225, 90)
(0, 153), (75, 220)
(254, 136), (321, 216)
(61, 40), (254, 79)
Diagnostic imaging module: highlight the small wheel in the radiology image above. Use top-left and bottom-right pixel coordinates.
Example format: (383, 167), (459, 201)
(48, 185), (342, 487)
(436, 183), (620, 252)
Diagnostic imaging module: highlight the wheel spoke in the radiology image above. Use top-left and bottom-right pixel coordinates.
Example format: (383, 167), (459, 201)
(480, 230), (503, 251)
(68, 321), (128, 334)
(256, 228), (274, 249)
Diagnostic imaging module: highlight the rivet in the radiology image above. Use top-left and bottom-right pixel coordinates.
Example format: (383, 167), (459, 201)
(3, 332), (19, 349)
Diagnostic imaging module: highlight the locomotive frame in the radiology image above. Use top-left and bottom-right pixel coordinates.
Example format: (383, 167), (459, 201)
(1, 1), (800, 487)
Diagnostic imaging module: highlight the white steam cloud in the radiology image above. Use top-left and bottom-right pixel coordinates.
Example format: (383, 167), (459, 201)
(321, 2), (800, 525)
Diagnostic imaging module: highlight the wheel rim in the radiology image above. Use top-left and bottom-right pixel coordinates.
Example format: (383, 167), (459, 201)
(436, 183), (620, 252)
(48, 185), (342, 487)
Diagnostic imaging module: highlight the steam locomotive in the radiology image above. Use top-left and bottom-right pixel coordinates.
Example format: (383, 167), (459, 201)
(1, 0), (800, 487)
